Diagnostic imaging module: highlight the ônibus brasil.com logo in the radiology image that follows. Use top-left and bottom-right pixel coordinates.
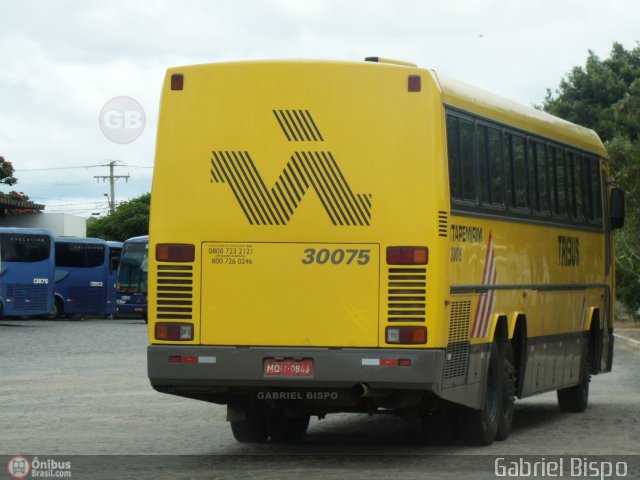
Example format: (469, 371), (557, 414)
(7, 455), (72, 478)
(7, 456), (29, 479)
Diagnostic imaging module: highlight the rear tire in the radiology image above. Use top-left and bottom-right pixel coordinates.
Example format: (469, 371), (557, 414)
(496, 340), (516, 441)
(48, 298), (63, 320)
(230, 408), (269, 443)
(265, 409), (310, 444)
(458, 341), (501, 446)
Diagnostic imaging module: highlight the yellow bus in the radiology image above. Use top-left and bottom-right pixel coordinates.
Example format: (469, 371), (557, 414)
(147, 58), (625, 445)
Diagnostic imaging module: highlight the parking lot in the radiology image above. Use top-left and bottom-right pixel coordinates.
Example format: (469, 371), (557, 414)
(1, 318), (639, 479)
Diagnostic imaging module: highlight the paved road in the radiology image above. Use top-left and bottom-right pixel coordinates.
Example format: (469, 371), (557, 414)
(1, 319), (638, 479)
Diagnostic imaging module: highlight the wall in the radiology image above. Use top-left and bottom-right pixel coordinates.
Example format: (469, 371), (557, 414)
(0, 213), (86, 237)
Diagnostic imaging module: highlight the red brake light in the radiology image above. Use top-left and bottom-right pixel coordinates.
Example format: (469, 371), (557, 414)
(386, 246), (428, 265)
(156, 244), (194, 262)
(386, 326), (427, 345)
(155, 323), (194, 341)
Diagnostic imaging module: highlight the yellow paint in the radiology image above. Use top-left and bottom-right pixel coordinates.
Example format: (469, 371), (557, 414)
(149, 59), (613, 351)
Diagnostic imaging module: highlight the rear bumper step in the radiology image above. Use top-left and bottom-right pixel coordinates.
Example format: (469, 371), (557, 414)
(148, 345), (445, 391)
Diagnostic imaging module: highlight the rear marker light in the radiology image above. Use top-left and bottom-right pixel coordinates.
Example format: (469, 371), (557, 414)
(408, 75), (421, 92)
(156, 244), (195, 262)
(155, 322), (194, 341)
(171, 73), (184, 90)
(361, 358), (412, 367)
(386, 246), (428, 265)
(386, 326), (427, 344)
(168, 355), (217, 364)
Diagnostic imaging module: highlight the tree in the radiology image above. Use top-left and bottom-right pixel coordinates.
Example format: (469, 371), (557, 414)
(543, 42), (640, 309)
(0, 156), (18, 186)
(87, 193), (150, 242)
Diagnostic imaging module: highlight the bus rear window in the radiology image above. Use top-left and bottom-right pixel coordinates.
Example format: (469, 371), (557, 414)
(55, 243), (105, 268)
(0, 234), (51, 262)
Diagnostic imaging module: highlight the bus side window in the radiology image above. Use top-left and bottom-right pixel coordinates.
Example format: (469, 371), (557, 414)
(460, 118), (476, 202)
(589, 158), (603, 225)
(567, 150), (584, 221)
(446, 114), (461, 200)
(550, 146), (568, 217)
(503, 132), (514, 208)
(512, 133), (527, 209)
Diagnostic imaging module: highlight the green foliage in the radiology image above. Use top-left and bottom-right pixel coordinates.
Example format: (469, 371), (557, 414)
(87, 193), (150, 242)
(544, 42), (640, 309)
(0, 156), (18, 186)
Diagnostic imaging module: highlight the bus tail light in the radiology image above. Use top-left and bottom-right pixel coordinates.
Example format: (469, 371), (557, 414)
(386, 326), (427, 344)
(386, 246), (428, 265)
(155, 323), (194, 341)
(156, 244), (195, 262)
(171, 73), (184, 90)
(408, 75), (421, 92)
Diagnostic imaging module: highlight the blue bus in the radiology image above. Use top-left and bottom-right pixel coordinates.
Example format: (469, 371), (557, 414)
(53, 237), (123, 318)
(115, 235), (148, 321)
(0, 227), (55, 318)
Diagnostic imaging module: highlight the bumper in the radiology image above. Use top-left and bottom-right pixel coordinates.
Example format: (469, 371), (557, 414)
(148, 345), (445, 392)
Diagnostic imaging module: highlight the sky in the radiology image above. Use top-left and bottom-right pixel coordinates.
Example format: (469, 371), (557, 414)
(0, 0), (638, 217)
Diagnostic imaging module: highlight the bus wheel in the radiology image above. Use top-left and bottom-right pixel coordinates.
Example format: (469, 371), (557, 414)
(496, 340), (516, 441)
(229, 407), (268, 443)
(264, 409), (310, 444)
(557, 342), (591, 412)
(458, 341), (502, 446)
(48, 299), (63, 320)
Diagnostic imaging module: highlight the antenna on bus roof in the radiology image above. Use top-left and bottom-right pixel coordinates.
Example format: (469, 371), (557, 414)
(364, 57), (417, 67)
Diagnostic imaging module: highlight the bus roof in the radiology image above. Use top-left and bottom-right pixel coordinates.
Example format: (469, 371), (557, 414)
(54, 237), (121, 246)
(0, 227), (54, 237)
(433, 71), (608, 158)
(124, 235), (149, 244)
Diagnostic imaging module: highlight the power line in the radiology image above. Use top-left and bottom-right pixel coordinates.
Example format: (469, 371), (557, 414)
(15, 164), (104, 172)
(121, 164), (153, 169)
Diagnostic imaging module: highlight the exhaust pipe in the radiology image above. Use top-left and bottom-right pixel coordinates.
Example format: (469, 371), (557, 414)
(352, 383), (373, 398)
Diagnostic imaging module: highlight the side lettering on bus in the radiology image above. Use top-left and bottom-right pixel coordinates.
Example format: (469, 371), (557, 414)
(558, 236), (580, 267)
(90, 281), (104, 287)
(209, 111), (371, 226)
(33, 278), (49, 284)
(450, 225), (483, 243)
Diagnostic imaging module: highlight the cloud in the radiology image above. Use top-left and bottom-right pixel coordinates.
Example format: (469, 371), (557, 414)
(0, 0), (638, 216)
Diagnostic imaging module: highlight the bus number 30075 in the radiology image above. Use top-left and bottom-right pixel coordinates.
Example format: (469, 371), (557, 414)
(301, 248), (371, 265)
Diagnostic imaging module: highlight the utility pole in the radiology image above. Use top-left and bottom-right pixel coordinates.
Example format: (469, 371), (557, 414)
(94, 160), (130, 214)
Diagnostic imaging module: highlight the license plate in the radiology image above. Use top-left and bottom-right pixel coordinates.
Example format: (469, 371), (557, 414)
(264, 358), (313, 377)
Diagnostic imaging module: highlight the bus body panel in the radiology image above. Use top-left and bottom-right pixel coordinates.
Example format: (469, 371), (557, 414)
(0, 228), (55, 317)
(54, 238), (123, 316)
(150, 61), (450, 350)
(201, 242), (380, 347)
(148, 59), (616, 421)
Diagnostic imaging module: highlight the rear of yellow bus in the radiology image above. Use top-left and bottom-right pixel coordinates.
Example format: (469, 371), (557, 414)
(148, 59), (451, 442)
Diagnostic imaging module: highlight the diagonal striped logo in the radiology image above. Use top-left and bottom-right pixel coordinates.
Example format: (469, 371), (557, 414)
(471, 233), (497, 338)
(210, 110), (371, 226)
